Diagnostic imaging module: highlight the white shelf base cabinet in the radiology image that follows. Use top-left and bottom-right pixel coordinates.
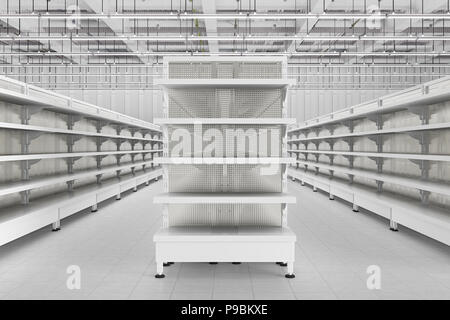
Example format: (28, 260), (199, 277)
(289, 167), (450, 246)
(154, 226), (296, 275)
(153, 56), (296, 279)
(0, 168), (163, 246)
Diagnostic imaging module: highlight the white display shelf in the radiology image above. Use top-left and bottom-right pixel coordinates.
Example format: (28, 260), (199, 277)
(0, 168), (163, 246)
(0, 149), (162, 163)
(154, 78), (296, 89)
(0, 160), (155, 197)
(289, 75), (450, 133)
(289, 168), (450, 246)
(0, 75), (163, 246)
(288, 149), (450, 162)
(154, 192), (296, 204)
(295, 160), (450, 196)
(154, 157), (296, 165)
(154, 118), (296, 125)
(153, 56), (296, 279)
(0, 122), (162, 142)
(0, 75), (161, 132)
(288, 122), (450, 143)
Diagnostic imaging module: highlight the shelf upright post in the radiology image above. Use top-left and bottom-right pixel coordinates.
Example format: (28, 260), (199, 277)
(408, 105), (433, 204)
(368, 114), (385, 193)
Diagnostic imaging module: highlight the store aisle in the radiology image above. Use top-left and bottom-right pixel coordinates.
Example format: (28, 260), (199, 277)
(0, 181), (448, 300)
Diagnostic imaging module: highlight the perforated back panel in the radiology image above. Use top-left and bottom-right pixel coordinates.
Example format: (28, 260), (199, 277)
(165, 58), (286, 227)
(167, 124), (282, 158)
(168, 164), (282, 193)
(168, 204), (282, 226)
(168, 88), (282, 118)
(168, 61), (282, 79)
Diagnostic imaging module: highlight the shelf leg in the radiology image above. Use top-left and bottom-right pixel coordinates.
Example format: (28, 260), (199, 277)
(312, 185), (317, 192)
(301, 180), (305, 186)
(285, 262), (295, 279)
(116, 193), (121, 201)
(390, 220), (399, 232)
(352, 204), (359, 212)
(91, 204), (98, 212)
(329, 194), (335, 200)
(133, 186), (138, 192)
(52, 220), (61, 232)
(291, 177), (295, 182)
(155, 262), (165, 278)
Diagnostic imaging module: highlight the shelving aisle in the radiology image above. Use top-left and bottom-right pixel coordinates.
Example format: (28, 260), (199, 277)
(287, 76), (450, 246)
(0, 75), (163, 245)
(152, 57), (298, 278)
(0, 180), (449, 300)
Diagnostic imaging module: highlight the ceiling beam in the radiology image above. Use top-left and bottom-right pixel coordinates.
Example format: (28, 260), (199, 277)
(201, 0), (219, 52)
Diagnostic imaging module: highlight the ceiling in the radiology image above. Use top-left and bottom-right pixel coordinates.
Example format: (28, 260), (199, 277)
(0, 0), (449, 67)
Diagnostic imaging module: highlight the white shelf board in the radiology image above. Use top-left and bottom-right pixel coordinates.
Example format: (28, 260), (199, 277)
(0, 160), (155, 197)
(154, 78), (296, 89)
(295, 160), (450, 196)
(289, 76), (450, 133)
(154, 226), (296, 242)
(288, 122), (450, 143)
(153, 192), (296, 204)
(0, 149), (163, 163)
(288, 149), (450, 162)
(0, 75), (161, 132)
(154, 118), (296, 125)
(154, 157), (295, 165)
(0, 122), (162, 142)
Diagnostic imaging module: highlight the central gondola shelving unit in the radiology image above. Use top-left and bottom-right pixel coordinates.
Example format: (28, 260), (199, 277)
(152, 56), (297, 278)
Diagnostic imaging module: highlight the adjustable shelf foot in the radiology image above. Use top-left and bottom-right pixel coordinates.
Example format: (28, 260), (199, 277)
(285, 262), (295, 278)
(155, 262), (165, 278)
(352, 204), (359, 212)
(390, 221), (399, 232)
(91, 204), (98, 212)
(209, 262), (218, 265)
(52, 221), (61, 232)
(116, 194), (121, 200)
(329, 194), (335, 200)
(277, 262), (288, 267)
(232, 262), (241, 265)
(163, 262), (171, 267)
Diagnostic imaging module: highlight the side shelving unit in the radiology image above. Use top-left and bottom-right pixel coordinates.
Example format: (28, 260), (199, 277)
(0, 75), (163, 246)
(152, 56), (298, 278)
(287, 76), (450, 246)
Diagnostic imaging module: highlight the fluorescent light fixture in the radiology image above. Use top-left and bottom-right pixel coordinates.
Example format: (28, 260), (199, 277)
(1, 35), (449, 42)
(0, 13), (450, 20)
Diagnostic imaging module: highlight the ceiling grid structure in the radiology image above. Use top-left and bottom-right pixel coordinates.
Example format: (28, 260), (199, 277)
(0, 0), (448, 90)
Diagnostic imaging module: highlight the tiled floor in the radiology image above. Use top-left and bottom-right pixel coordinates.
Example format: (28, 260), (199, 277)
(0, 181), (449, 300)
